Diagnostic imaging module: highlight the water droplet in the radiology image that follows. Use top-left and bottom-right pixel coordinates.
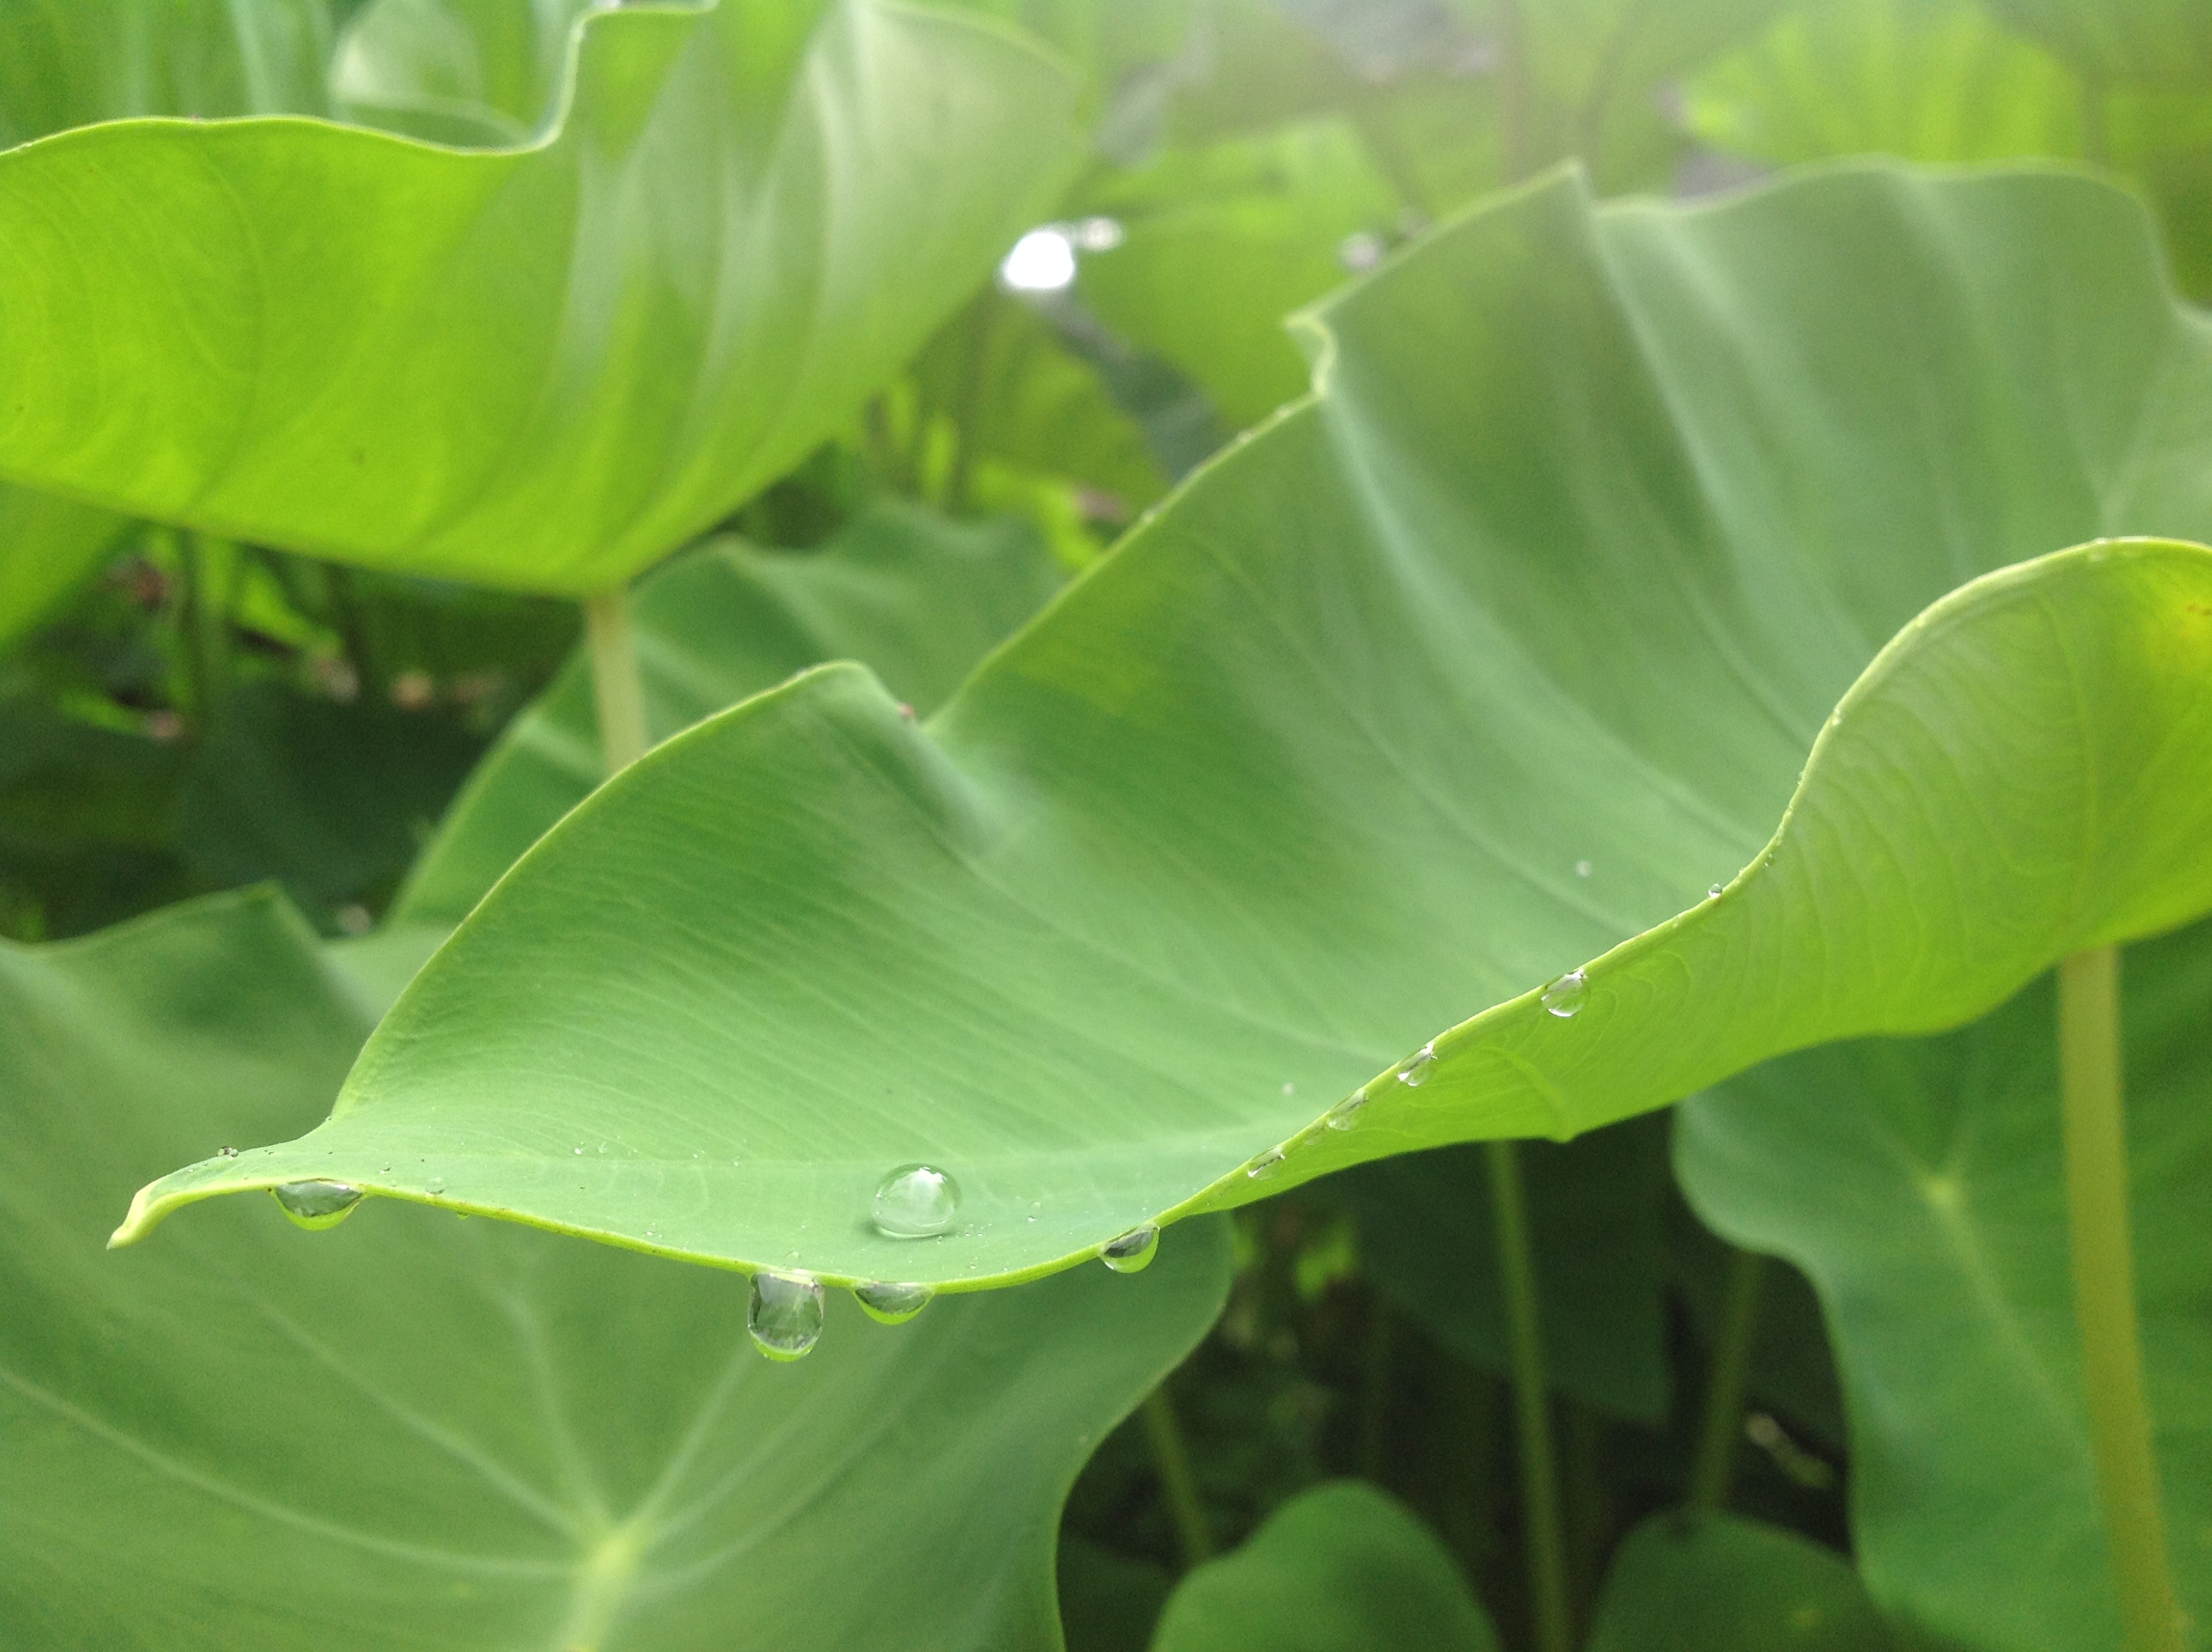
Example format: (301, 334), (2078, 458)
(870, 1164), (961, 1239)
(217, 1146), (239, 1159)
(748, 1271), (825, 1361)
(1542, 969), (1588, 1019)
(1281, 1082), (1296, 1096)
(1100, 1225), (1159, 1272)
(271, 1181), (362, 1230)
(854, 1281), (933, 1324)
(1708, 884), (1725, 899)
(573, 1146), (583, 1155)
(1338, 230), (1384, 271)
(1397, 1042), (1437, 1086)
(1247, 1149), (1287, 1180)
(1326, 1093), (1367, 1131)
(1574, 859), (1593, 878)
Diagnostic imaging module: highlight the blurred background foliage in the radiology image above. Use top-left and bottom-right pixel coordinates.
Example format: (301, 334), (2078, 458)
(3, 2), (2207, 1646)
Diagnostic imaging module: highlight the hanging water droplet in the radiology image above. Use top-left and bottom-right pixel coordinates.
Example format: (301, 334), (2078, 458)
(870, 1164), (961, 1239)
(1574, 859), (1593, 878)
(854, 1281), (933, 1324)
(1099, 1224), (1159, 1273)
(1708, 883), (1725, 899)
(1542, 969), (1588, 1018)
(1326, 1092), (1368, 1131)
(271, 1180), (362, 1230)
(1397, 1042), (1437, 1086)
(1247, 1149), (1287, 1179)
(748, 1271), (825, 1361)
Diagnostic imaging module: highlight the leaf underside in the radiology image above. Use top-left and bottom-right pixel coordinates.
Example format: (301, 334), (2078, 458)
(121, 164), (2212, 1291)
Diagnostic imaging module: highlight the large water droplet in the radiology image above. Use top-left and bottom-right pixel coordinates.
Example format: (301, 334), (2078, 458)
(749, 1271), (825, 1361)
(1542, 969), (1588, 1019)
(1247, 1149), (1287, 1180)
(1326, 1092), (1368, 1131)
(870, 1164), (960, 1239)
(854, 1281), (933, 1324)
(271, 1180), (361, 1230)
(1397, 1042), (1437, 1087)
(1099, 1225), (1159, 1273)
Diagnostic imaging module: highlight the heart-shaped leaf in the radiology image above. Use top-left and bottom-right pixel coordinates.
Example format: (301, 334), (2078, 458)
(0, 486), (128, 656)
(1584, 1512), (1893, 1652)
(1673, 918), (2212, 1651)
(117, 166), (2212, 1291)
(0, 889), (1229, 1647)
(0, 0), (1080, 593)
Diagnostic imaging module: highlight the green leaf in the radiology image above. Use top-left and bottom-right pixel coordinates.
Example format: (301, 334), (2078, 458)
(393, 502), (1066, 926)
(0, 485), (129, 657)
(1673, 919), (2212, 1651)
(1584, 1512), (1893, 1652)
(0, 0), (1080, 594)
(332, 0), (595, 144)
(1982, 0), (2212, 91)
(119, 166), (2212, 1291)
(0, 888), (1231, 1648)
(1149, 1480), (1500, 1652)
(1335, 1119), (1671, 1422)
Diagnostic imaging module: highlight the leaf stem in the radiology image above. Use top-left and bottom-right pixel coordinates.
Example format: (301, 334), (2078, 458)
(582, 585), (650, 775)
(1687, 1246), (1765, 1511)
(1359, 1293), (1395, 1483)
(1486, 1140), (1571, 1652)
(1142, 1385), (1213, 1569)
(2058, 947), (2183, 1652)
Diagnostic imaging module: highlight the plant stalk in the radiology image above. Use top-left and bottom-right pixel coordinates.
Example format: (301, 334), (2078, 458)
(2058, 947), (2183, 1652)
(1359, 1294), (1395, 1483)
(1486, 1139), (1572, 1652)
(1687, 1246), (1766, 1511)
(1142, 1386), (1213, 1569)
(582, 585), (650, 774)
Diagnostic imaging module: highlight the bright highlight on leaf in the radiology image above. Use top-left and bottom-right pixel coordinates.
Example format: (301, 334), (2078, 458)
(114, 164), (2212, 1294)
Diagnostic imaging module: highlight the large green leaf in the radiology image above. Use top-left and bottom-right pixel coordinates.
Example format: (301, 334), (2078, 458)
(332, 0), (594, 144)
(1982, 0), (2212, 91)
(119, 166), (2212, 1292)
(1673, 919), (2212, 1651)
(1584, 1513), (1893, 1652)
(0, 486), (128, 657)
(1, 889), (1230, 1648)
(1148, 1481), (1500, 1652)
(393, 503), (1065, 926)
(0, 0), (1079, 594)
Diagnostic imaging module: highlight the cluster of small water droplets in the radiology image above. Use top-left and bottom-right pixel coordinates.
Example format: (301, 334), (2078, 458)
(1099, 1224), (1159, 1273)
(749, 1271), (826, 1360)
(1397, 1042), (1437, 1087)
(271, 1180), (362, 1230)
(871, 1164), (961, 1239)
(853, 1281), (933, 1324)
(1542, 969), (1588, 1019)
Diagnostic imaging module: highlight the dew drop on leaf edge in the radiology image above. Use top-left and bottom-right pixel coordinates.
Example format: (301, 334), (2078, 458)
(1099, 1225), (1159, 1273)
(271, 1180), (362, 1230)
(1326, 1093), (1367, 1131)
(854, 1281), (933, 1324)
(1397, 1042), (1437, 1086)
(870, 1163), (961, 1239)
(749, 1271), (825, 1360)
(1542, 969), (1588, 1018)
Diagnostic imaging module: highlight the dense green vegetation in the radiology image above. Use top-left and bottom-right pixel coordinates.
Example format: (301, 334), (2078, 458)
(2, 3), (2208, 1649)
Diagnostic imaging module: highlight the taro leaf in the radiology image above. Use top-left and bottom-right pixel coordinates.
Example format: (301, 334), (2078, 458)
(1334, 1118), (1671, 1422)
(1148, 1481), (1501, 1652)
(1673, 919), (2212, 1652)
(0, 0), (355, 144)
(1982, 0), (2212, 91)
(392, 503), (1065, 926)
(0, 0), (1080, 594)
(0, 889), (1230, 1649)
(0, 486), (129, 657)
(332, 0), (596, 144)
(1584, 1513), (1893, 1652)
(119, 167), (2212, 1293)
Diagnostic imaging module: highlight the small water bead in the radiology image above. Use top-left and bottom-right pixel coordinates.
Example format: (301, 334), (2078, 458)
(1541, 969), (1588, 1019)
(748, 1271), (825, 1361)
(1574, 859), (1593, 878)
(871, 1164), (961, 1239)
(1246, 1149), (1287, 1180)
(217, 1146), (239, 1159)
(1397, 1042), (1437, 1087)
(1708, 884), (1725, 899)
(854, 1281), (934, 1324)
(271, 1180), (362, 1230)
(1100, 1225), (1160, 1273)
(1325, 1092), (1368, 1131)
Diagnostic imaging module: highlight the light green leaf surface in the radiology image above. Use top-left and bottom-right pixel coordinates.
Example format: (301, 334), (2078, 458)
(1148, 1480), (1499, 1652)
(393, 502), (1065, 926)
(120, 166), (2212, 1291)
(0, 485), (128, 656)
(1983, 0), (2212, 91)
(0, 0), (1079, 594)
(1, 889), (1230, 1649)
(1584, 1513), (1893, 1652)
(1674, 919), (2212, 1652)
(332, 0), (594, 144)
